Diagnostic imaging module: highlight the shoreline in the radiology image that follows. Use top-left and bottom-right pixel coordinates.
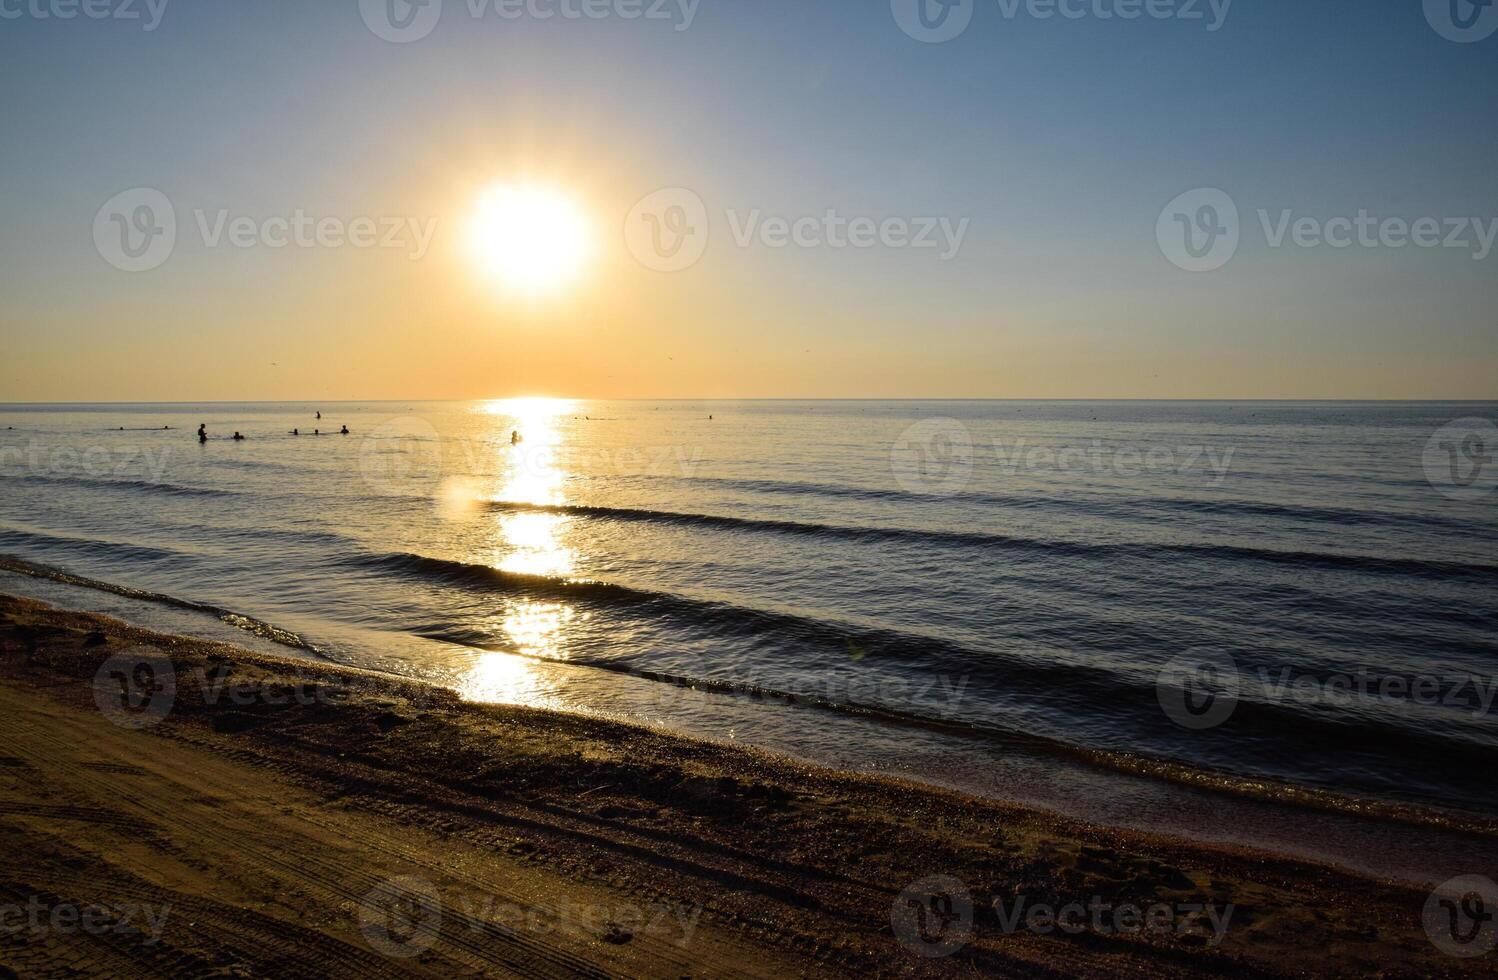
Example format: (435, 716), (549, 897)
(5, 554), (1498, 889)
(0, 594), (1490, 976)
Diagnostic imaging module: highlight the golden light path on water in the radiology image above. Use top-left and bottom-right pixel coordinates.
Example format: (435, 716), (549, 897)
(458, 397), (579, 707)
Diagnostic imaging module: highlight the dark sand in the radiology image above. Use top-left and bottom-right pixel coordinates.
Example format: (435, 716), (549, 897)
(0, 594), (1490, 977)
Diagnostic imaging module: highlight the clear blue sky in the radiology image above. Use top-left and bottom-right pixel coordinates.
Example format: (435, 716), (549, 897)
(2, 0), (1495, 399)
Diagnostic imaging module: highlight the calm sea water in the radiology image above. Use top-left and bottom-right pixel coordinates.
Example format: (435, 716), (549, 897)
(2, 400), (1496, 838)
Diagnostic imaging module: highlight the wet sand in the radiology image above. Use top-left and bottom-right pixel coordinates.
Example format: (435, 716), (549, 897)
(0, 594), (1489, 977)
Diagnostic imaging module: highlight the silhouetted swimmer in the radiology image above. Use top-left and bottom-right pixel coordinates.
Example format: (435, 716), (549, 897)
(291, 428), (300, 436)
(316, 411), (321, 420)
(340, 425), (349, 435)
(232, 431), (245, 441)
(313, 429), (320, 435)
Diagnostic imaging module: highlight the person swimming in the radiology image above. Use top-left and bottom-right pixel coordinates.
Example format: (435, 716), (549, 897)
(291, 428), (300, 436)
(511, 430), (522, 444)
(340, 425), (349, 435)
(313, 429), (320, 435)
(232, 431), (245, 441)
(316, 411), (321, 420)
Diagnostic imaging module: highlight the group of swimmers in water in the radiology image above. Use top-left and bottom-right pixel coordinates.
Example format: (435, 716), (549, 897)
(289, 426), (348, 436)
(197, 413), (348, 443)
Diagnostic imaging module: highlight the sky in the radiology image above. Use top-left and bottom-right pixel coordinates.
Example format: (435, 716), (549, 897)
(1, 0), (1495, 401)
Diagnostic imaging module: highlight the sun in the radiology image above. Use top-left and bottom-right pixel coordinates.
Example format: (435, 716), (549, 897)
(468, 184), (592, 294)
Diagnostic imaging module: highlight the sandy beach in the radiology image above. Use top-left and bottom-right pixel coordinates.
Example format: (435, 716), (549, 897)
(0, 593), (1489, 977)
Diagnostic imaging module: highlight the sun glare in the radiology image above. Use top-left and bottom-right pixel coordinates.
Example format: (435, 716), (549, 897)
(468, 185), (591, 294)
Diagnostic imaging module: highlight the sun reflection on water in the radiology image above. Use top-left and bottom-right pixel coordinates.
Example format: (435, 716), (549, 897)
(459, 647), (562, 708)
(486, 396), (575, 577)
(461, 397), (581, 699)
(498, 513), (573, 576)
(501, 599), (577, 659)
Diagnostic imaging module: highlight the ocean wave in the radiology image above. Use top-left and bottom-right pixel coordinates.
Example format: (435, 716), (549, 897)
(349, 549), (1498, 730)
(344, 549), (1061, 684)
(0, 525), (195, 566)
(645, 474), (1492, 538)
(0, 472), (238, 499)
(0, 554), (324, 656)
(481, 499), (1498, 582)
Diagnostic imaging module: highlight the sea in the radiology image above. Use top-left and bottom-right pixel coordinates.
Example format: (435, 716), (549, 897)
(2, 400), (1496, 881)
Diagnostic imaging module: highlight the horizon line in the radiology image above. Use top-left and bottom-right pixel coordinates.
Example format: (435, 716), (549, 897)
(3, 397), (1497, 406)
